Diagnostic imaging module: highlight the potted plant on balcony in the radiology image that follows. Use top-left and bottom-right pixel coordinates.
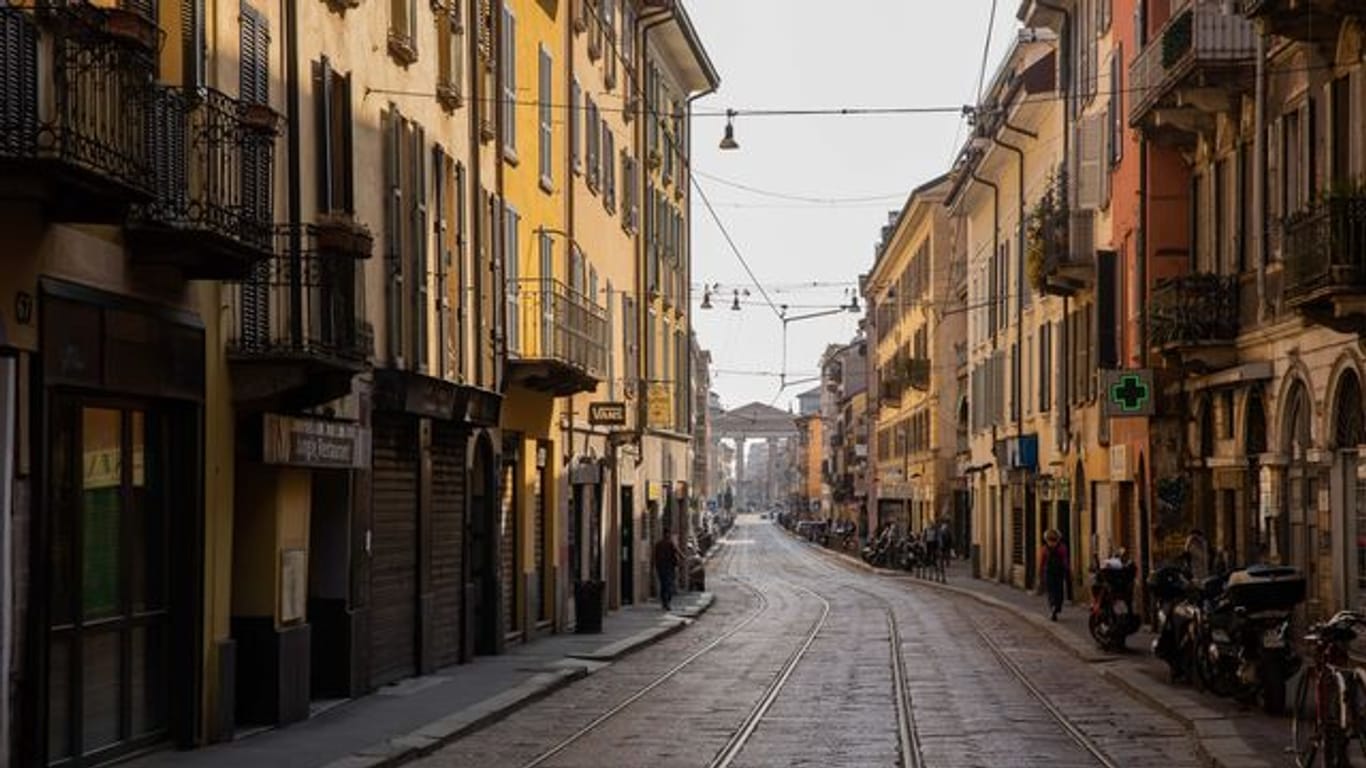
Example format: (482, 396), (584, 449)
(314, 212), (375, 257)
(1026, 197), (1049, 294)
(240, 102), (282, 134)
(102, 4), (160, 51)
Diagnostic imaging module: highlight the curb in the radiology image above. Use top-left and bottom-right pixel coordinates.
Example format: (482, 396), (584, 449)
(320, 667), (587, 768)
(327, 591), (717, 768)
(794, 533), (1277, 768)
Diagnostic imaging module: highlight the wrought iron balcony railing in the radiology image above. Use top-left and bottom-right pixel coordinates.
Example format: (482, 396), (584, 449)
(128, 86), (279, 277)
(1284, 194), (1366, 304)
(1129, 1), (1257, 127)
(0, 2), (159, 215)
(228, 225), (371, 367)
(1149, 273), (1239, 350)
(508, 277), (607, 390)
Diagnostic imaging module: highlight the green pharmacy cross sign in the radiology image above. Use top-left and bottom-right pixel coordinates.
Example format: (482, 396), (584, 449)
(1100, 369), (1156, 418)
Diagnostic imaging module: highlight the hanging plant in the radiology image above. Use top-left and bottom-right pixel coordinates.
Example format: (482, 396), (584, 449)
(1025, 198), (1049, 293)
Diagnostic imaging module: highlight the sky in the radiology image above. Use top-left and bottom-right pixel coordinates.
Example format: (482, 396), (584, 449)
(686, 1), (1022, 413)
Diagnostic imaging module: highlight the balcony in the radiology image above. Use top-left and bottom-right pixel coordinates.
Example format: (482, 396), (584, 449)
(1283, 194), (1366, 330)
(1029, 176), (1096, 297)
(0, 2), (159, 222)
(127, 87), (279, 279)
(1129, 1), (1257, 144)
(507, 278), (607, 395)
(1244, 0), (1359, 41)
(1149, 273), (1240, 370)
(227, 224), (372, 410)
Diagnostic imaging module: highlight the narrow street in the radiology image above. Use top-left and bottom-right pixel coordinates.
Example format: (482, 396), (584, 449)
(417, 515), (1205, 768)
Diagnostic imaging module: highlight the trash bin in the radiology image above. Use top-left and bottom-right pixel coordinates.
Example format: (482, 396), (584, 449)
(574, 580), (605, 634)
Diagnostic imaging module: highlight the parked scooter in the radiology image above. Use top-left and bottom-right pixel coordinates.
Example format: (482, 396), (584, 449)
(1192, 564), (1304, 714)
(1088, 550), (1141, 651)
(1149, 564), (1201, 683)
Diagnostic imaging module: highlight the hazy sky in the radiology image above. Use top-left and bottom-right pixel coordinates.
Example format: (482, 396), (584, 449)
(687, 1), (1021, 412)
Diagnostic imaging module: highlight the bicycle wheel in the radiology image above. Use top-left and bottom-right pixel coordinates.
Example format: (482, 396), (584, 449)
(1348, 671), (1366, 765)
(1294, 668), (1322, 767)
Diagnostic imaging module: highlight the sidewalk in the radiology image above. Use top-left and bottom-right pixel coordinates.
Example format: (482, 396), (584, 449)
(125, 591), (714, 768)
(800, 536), (1294, 768)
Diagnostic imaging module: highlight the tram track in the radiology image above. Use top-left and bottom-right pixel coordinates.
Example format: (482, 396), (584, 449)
(516, 528), (783, 768)
(783, 527), (1121, 767)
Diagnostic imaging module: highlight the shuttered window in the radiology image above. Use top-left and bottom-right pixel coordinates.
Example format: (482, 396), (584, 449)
(602, 126), (615, 212)
(315, 57), (354, 215)
(240, 6), (270, 223)
(185, 0), (205, 88)
(436, 3), (464, 110)
(586, 96), (600, 191)
(622, 152), (638, 232)
(384, 106), (404, 364)
(500, 4), (516, 155)
(389, 0), (418, 63)
(411, 122), (429, 372)
(538, 46), (552, 187)
(623, 294), (637, 396)
(606, 279), (615, 400)
(570, 80), (581, 174)
(433, 146), (462, 378)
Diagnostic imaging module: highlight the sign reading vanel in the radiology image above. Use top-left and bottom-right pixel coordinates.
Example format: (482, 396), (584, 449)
(588, 401), (628, 426)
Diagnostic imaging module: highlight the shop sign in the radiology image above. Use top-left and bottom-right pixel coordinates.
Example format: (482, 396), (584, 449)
(1110, 444), (1129, 481)
(1101, 369), (1156, 418)
(589, 401), (628, 426)
(263, 414), (368, 469)
(647, 383), (672, 429)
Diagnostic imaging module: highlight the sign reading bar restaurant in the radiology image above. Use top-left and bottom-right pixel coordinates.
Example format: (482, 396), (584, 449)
(588, 401), (628, 426)
(263, 414), (369, 469)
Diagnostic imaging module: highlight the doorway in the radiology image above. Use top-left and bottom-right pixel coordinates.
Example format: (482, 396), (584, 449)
(46, 399), (195, 765)
(467, 438), (498, 656)
(621, 486), (634, 604)
(307, 470), (351, 701)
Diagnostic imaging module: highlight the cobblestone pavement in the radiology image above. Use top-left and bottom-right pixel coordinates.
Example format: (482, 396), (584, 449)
(415, 516), (1212, 767)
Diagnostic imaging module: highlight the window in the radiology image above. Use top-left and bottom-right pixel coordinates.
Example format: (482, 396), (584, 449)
(606, 279), (615, 399)
(1332, 75), (1353, 187)
(646, 309), (656, 381)
(388, 0), (417, 64)
(1039, 322), (1051, 413)
(436, 2), (463, 110)
(433, 147), (464, 379)
(538, 46), (552, 188)
(586, 96), (600, 191)
(570, 80), (581, 174)
(1109, 46), (1123, 167)
(622, 151), (638, 232)
(623, 294), (637, 396)
(383, 106), (429, 369)
(500, 3), (516, 157)
(504, 205), (520, 353)
(241, 5), (270, 222)
(314, 57), (354, 215)
(602, 125), (616, 212)
(538, 231), (553, 352)
(1283, 108), (1302, 215)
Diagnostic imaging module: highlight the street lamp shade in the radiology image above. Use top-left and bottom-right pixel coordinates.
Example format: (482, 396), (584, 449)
(701, 289), (713, 310)
(720, 110), (739, 151)
(730, 290), (742, 311)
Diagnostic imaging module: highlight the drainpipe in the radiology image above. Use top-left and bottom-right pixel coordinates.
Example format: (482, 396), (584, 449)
(995, 126), (1029, 447)
(285, 0), (301, 343)
(1254, 25), (1267, 324)
(969, 165), (1002, 580)
(1033, 0), (1071, 452)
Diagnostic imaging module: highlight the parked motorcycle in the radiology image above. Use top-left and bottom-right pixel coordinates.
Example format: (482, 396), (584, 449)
(1088, 551), (1141, 651)
(1149, 564), (1201, 683)
(1192, 564), (1304, 714)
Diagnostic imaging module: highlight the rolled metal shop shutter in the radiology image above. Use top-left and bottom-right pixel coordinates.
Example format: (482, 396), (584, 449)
(370, 414), (418, 686)
(430, 422), (466, 667)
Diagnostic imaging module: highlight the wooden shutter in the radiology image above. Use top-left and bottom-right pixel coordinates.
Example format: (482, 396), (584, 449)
(1077, 114), (1104, 210)
(1096, 249), (1117, 370)
(413, 123), (429, 372)
(185, 0), (204, 88)
(339, 72), (354, 212)
(384, 108), (404, 364)
(315, 59), (333, 212)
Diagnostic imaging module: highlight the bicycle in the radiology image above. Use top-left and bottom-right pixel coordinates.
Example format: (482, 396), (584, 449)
(1293, 610), (1366, 767)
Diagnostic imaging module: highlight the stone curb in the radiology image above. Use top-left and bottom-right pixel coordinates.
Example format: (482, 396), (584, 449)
(791, 531), (1277, 768)
(325, 591), (716, 768)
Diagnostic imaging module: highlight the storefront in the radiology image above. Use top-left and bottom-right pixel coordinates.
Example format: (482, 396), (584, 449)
(32, 282), (206, 766)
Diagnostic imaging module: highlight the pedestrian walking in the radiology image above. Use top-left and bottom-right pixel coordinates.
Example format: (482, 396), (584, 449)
(653, 528), (684, 611)
(1037, 529), (1071, 621)
(1183, 529), (1210, 580)
(938, 519), (954, 564)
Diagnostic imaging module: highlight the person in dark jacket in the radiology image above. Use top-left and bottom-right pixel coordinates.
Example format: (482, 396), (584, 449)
(1037, 528), (1071, 621)
(653, 528), (684, 611)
